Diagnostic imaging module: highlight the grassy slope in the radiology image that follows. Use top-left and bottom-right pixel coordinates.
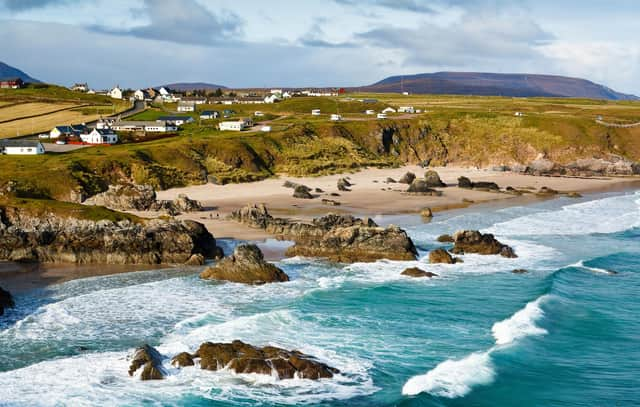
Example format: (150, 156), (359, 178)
(0, 197), (141, 223)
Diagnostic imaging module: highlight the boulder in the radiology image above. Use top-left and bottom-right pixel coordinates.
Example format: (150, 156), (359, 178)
(451, 230), (517, 258)
(321, 199), (341, 206)
(173, 194), (202, 212)
(420, 207), (433, 218)
(424, 170), (446, 187)
(528, 158), (557, 174)
(293, 185), (314, 199)
(171, 352), (195, 367)
(200, 244), (289, 284)
(436, 234), (454, 243)
(0, 286), (14, 316)
(537, 186), (558, 195)
(512, 269), (528, 274)
(401, 267), (438, 278)
(458, 176), (473, 189)
(566, 192), (582, 198)
(193, 340), (339, 380)
(429, 248), (455, 264)
(386, 177), (396, 183)
(407, 180), (442, 195)
(128, 344), (165, 380)
(457, 176), (498, 190)
(398, 172), (416, 184)
(337, 178), (351, 192)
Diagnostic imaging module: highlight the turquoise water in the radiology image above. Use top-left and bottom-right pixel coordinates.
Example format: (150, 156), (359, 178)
(1, 190), (639, 406)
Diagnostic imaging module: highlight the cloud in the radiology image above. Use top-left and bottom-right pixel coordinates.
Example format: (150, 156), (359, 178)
(299, 17), (357, 48)
(335, 0), (435, 13)
(0, 0), (75, 11)
(90, 0), (244, 46)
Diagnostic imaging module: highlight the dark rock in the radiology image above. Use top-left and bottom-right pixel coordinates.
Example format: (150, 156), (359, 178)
(512, 269), (528, 274)
(315, 188), (324, 193)
(171, 352), (195, 367)
(424, 170), (446, 187)
(386, 177), (396, 183)
(330, 192), (340, 197)
(0, 286), (14, 316)
(321, 199), (340, 206)
(293, 185), (314, 199)
(128, 344), (165, 380)
(457, 177), (498, 190)
(283, 181), (301, 189)
(401, 267), (438, 278)
(436, 234), (454, 243)
(337, 178), (351, 191)
(429, 248), (455, 264)
(398, 172), (416, 184)
(451, 230), (517, 258)
(458, 176), (473, 189)
(537, 186), (558, 195)
(200, 244), (289, 284)
(407, 180), (442, 195)
(193, 340), (339, 380)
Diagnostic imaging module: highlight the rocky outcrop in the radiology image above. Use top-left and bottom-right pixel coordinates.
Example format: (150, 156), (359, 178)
(506, 155), (640, 177)
(171, 352), (195, 367)
(451, 230), (517, 258)
(436, 234), (454, 243)
(424, 170), (446, 187)
(399, 172), (416, 184)
(293, 185), (313, 199)
(231, 204), (418, 262)
(457, 177), (499, 191)
(0, 206), (222, 264)
(322, 199), (340, 206)
(337, 178), (351, 192)
(512, 269), (528, 274)
(406, 180), (442, 195)
(401, 267), (438, 278)
(200, 244), (289, 284)
(129, 345), (165, 380)
(83, 184), (202, 215)
(429, 248), (455, 264)
(420, 207), (433, 218)
(0, 286), (14, 316)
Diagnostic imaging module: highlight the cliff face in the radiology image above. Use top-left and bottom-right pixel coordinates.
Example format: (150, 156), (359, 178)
(0, 206), (222, 264)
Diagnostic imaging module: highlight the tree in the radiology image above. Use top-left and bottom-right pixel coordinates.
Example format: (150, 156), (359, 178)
(214, 88), (223, 97)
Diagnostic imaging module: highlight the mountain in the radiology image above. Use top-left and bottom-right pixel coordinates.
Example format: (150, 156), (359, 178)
(357, 72), (638, 100)
(160, 82), (227, 91)
(0, 61), (41, 83)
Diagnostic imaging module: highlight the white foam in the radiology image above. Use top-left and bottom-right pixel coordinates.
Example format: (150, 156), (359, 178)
(486, 192), (640, 236)
(492, 295), (549, 345)
(571, 260), (615, 275)
(402, 351), (494, 397)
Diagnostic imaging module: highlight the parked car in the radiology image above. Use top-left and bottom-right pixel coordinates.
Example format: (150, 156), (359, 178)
(55, 140), (67, 145)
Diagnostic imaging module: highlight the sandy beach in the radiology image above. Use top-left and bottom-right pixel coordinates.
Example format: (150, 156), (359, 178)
(151, 165), (640, 240)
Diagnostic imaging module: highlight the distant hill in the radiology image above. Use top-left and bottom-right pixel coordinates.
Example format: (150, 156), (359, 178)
(356, 72), (638, 100)
(0, 61), (41, 83)
(160, 82), (227, 91)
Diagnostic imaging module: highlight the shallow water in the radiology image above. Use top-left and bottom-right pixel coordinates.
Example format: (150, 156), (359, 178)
(1, 190), (639, 406)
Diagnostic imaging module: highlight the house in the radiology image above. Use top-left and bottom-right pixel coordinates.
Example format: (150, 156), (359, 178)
(96, 118), (117, 129)
(49, 124), (87, 139)
(177, 101), (195, 112)
(365, 110), (375, 115)
(80, 128), (118, 145)
(377, 113), (387, 119)
(311, 109), (321, 116)
(382, 107), (396, 114)
(200, 110), (219, 120)
(108, 86), (123, 99)
(133, 89), (151, 101)
(1, 140), (45, 155)
(157, 115), (194, 126)
(398, 106), (415, 113)
(219, 118), (253, 131)
(330, 114), (342, 121)
(264, 94), (280, 104)
(237, 96), (265, 104)
(158, 87), (170, 97)
(71, 83), (88, 92)
(181, 97), (207, 105)
(0, 78), (24, 89)
(402, 91), (410, 96)
(110, 120), (177, 132)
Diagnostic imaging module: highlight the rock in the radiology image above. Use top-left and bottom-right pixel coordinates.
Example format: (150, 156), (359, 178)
(451, 230), (517, 258)
(457, 176), (473, 189)
(337, 178), (351, 192)
(401, 267), (438, 278)
(512, 269), (528, 274)
(424, 170), (446, 187)
(457, 177), (498, 190)
(566, 192), (582, 198)
(386, 177), (396, 183)
(429, 248), (455, 264)
(293, 185), (313, 199)
(173, 194), (202, 212)
(330, 192), (340, 197)
(407, 180), (442, 195)
(315, 188), (324, 193)
(0, 206), (223, 265)
(283, 181), (302, 189)
(528, 158), (557, 174)
(436, 234), (454, 243)
(537, 186), (558, 195)
(420, 207), (433, 218)
(0, 286), (14, 316)
(398, 172), (416, 184)
(200, 244), (289, 284)
(193, 340), (339, 380)
(231, 205), (417, 263)
(321, 199), (340, 206)
(171, 352), (195, 367)
(128, 345), (165, 380)
(184, 253), (205, 266)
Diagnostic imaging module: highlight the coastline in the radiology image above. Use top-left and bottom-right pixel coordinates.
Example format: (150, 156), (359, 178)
(2, 165), (639, 291)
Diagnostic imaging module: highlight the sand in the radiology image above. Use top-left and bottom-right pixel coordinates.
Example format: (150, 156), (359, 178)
(152, 165), (639, 240)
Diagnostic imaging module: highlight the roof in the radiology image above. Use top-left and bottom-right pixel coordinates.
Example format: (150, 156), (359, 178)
(200, 110), (218, 115)
(1, 139), (42, 148)
(113, 120), (171, 126)
(93, 128), (116, 135)
(157, 115), (193, 121)
(54, 124), (86, 133)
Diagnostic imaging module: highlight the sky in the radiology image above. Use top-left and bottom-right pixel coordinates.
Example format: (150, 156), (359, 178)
(0, 0), (638, 94)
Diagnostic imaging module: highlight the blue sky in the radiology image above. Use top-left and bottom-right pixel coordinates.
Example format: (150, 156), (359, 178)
(0, 0), (638, 94)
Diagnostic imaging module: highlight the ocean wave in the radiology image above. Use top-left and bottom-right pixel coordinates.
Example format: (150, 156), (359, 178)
(403, 294), (550, 398)
(570, 260), (616, 275)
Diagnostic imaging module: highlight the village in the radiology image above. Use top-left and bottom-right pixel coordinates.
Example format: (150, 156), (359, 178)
(0, 79), (420, 155)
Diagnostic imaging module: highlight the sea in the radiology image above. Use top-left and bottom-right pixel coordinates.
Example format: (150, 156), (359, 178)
(0, 189), (639, 406)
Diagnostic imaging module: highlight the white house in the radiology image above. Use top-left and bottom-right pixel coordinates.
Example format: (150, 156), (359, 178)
(1, 140), (45, 155)
(133, 89), (151, 101)
(177, 102), (195, 112)
(311, 109), (321, 116)
(264, 94), (280, 104)
(382, 107), (396, 114)
(159, 87), (170, 97)
(330, 114), (343, 121)
(157, 116), (194, 126)
(80, 128), (118, 145)
(377, 113), (387, 119)
(270, 89), (283, 95)
(200, 110), (219, 120)
(110, 120), (177, 132)
(365, 110), (375, 115)
(398, 106), (415, 113)
(402, 91), (410, 96)
(219, 118), (253, 131)
(108, 86), (123, 100)
(71, 83), (88, 92)
(49, 124), (87, 139)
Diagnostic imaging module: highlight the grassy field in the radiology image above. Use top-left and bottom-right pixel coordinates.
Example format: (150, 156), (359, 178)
(1, 91), (640, 201)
